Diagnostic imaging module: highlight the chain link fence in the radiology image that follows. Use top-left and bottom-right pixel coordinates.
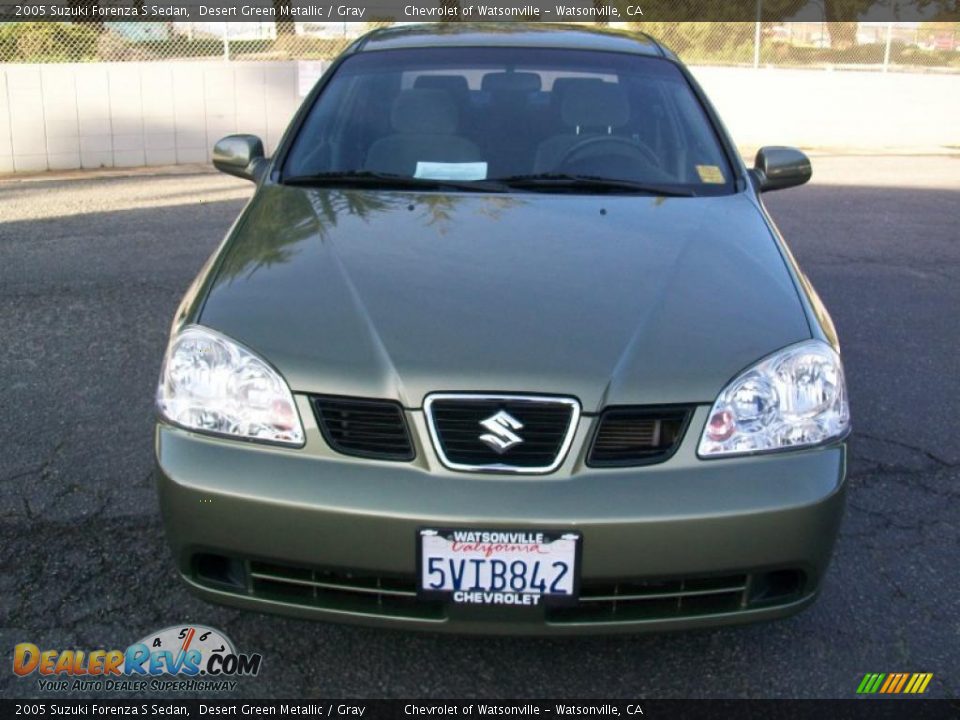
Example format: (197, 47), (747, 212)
(644, 21), (960, 72)
(1, 19), (959, 71)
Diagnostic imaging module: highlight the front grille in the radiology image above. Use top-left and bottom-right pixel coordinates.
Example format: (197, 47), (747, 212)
(587, 406), (692, 467)
(312, 396), (414, 461)
(426, 395), (579, 473)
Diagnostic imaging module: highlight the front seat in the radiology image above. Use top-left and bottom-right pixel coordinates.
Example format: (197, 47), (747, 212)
(413, 74), (471, 110)
(547, 77), (604, 135)
(479, 71), (544, 177)
(364, 89), (482, 176)
(533, 82), (633, 174)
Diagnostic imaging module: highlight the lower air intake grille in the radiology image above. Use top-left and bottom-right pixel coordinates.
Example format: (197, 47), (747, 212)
(191, 553), (444, 621)
(587, 406), (692, 467)
(426, 395), (579, 473)
(547, 574), (749, 624)
(312, 396), (414, 461)
(192, 554), (805, 627)
(546, 570), (806, 624)
(248, 561), (443, 620)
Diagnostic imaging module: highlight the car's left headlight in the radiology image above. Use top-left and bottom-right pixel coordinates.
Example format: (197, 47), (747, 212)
(157, 325), (304, 446)
(698, 339), (849, 458)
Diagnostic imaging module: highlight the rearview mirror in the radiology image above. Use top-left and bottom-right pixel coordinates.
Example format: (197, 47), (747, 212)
(752, 146), (811, 193)
(213, 134), (267, 182)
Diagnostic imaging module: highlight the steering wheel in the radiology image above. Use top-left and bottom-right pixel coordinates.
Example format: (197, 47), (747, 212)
(556, 135), (661, 171)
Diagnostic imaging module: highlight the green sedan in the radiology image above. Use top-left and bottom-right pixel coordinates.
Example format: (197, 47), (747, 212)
(155, 24), (850, 634)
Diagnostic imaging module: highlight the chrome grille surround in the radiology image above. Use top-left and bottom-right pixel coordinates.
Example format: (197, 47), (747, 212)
(424, 393), (581, 474)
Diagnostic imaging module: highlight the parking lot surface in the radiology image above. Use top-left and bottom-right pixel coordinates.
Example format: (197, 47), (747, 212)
(1, 156), (958, 698)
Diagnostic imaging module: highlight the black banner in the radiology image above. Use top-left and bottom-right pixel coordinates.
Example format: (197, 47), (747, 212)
(0, 0), (958, 22)
(3, 700), (960, 719)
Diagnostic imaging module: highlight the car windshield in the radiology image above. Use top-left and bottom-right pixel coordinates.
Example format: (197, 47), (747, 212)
(283, 47), (736, 195)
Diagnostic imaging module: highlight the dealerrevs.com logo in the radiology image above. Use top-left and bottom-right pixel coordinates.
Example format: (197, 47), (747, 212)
(13, 625), (262, 693)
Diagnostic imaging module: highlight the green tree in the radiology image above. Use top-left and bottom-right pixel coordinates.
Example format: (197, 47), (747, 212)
(67, 1), (105, 32)
(363, 20), (395, 32)
(439, 0), (462, 21)
(273, 0), (295, 36)
(0, 22), (101, 62)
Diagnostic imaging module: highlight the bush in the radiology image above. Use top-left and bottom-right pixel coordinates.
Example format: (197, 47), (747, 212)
(764, 40), (960, 68)
(630, 22), (757, 64)
(0, 22), (100, 62)
(96, 31), (136, 61)
(262, 35), (353, 60)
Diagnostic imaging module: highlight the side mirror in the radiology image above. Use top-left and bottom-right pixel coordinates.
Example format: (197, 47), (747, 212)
(751, 146), (811, 193)
(213, 134), (267, 182)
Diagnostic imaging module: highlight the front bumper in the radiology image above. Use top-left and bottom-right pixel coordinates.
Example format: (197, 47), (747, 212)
(156, 403), (847, 635)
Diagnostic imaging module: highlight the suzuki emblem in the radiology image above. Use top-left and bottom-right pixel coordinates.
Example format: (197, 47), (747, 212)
(478, 410), (525, 454)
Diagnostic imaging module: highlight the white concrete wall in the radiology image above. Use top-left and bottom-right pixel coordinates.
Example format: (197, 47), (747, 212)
(0, 62), (958, 174)
(691, 66), (960, 153)
(0, 61), (304, 174)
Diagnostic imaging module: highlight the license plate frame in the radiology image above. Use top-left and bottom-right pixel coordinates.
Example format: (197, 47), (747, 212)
(417, 528), (581, 607)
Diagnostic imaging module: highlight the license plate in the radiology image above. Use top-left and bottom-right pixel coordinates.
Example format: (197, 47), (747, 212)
(418, 528), (580, 607)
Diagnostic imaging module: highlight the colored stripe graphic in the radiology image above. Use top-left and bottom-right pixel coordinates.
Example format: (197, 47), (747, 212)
(893, 673), (910, 693)
(879, 674), (897, 693)
(858, 673), (933, 694)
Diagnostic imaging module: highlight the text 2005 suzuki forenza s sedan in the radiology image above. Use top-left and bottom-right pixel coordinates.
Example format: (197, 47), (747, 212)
(156, 24), (850, 634)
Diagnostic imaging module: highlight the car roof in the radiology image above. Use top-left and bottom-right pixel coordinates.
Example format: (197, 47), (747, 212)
(355, 23), (668, 58)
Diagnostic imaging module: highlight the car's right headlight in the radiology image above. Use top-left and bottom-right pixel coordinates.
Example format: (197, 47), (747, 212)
(698, 339), (849, 458)
(157, 325), (304, 446)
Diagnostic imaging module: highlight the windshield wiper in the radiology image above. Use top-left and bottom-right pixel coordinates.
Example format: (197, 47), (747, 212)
(282, 171), (694, 197)
(282, 171), (508, 193)
(493, 174), (697, 197)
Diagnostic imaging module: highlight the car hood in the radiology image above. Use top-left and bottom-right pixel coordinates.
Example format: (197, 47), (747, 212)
(199, 185), (810, 411)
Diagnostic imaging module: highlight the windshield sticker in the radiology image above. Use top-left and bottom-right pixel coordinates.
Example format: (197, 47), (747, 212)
(415, 162), (488, 181)
(696, 165), (725, 184)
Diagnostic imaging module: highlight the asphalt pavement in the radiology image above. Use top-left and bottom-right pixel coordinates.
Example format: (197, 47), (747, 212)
(1, 156), (958, 699)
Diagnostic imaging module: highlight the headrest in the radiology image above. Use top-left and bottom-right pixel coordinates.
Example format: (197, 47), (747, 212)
(551, 77), (604, 101)
(481, 72), (542, 94)
(414, 74), (470, 101)
(561, 82), (630, 129)
(391, 89), (458, 135)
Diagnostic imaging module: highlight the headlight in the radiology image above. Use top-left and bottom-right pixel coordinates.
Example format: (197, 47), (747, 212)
(698, 339), (849, 458)
(157, 325), (304, 446)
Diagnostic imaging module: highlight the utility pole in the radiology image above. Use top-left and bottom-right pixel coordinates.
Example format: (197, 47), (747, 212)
(753, 0), (762, 69)
(883, 22), (893, 72)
